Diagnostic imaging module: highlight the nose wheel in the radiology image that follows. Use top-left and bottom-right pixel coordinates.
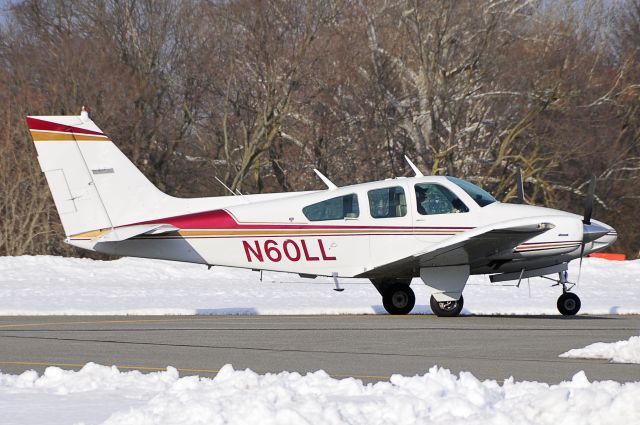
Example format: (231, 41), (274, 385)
(557, 292), (581, 316)
(555, 271), (581, 316)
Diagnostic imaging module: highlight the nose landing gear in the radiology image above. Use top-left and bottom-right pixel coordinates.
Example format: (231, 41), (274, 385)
(557, 292), (581, 316)
(555, 271), (581, 316)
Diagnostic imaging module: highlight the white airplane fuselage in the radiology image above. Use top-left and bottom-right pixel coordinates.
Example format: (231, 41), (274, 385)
(66, 176), (616, 278)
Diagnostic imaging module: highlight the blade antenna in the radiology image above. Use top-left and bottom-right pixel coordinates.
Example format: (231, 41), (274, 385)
(404, 156), (424, 177)
(214, 176), (237, 196)
(313, 169), (338, 190)
(515, 166), (525, 204)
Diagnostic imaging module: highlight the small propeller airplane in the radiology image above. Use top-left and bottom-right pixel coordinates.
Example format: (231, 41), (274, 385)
(26, 108), (617, 317)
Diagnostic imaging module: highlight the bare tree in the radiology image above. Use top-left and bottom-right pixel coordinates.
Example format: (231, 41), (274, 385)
(0, 0), (638, 257)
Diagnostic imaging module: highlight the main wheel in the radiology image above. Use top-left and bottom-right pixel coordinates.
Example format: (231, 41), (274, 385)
(557, 292), (581, 316)
(382, 283), (415, 315)
(430, 294), (464, 317)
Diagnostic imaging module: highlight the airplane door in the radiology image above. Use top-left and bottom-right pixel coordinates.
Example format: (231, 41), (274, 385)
(366, 182), (417, 271)
(412, 182), (472, 244)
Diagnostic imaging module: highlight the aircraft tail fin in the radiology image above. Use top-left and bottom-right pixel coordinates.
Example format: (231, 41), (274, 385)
(26, 108), (178, 238)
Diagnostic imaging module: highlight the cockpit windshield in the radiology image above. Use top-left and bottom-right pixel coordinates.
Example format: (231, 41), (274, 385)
(446, 177), (497, 207)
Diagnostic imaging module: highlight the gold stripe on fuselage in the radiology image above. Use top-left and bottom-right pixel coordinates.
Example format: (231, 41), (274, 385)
(175, 228), (463, 237)
(68, 227), (466, 240)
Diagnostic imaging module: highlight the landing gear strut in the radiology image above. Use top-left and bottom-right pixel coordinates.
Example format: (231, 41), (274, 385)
(555, 271), (581, 316)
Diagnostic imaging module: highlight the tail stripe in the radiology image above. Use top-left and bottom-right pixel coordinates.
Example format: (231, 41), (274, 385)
(26, 117), (105, 136)
(30, 131), (109, 142)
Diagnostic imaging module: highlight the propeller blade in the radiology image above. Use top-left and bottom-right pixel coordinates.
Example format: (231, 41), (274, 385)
(515, 166), (525, 204)
(583, 174), (596, 225)
(576, 242), (586, 286)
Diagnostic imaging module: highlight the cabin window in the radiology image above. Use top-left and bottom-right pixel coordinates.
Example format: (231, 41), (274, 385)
(415, 183), (469, 215)
(368, 186), (407, 218)
(302, 194), (360, 221)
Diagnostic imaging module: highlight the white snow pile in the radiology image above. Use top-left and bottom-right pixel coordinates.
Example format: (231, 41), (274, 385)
(1, 363), (639, 425)
(560, 336), (640, 364)
(0, 255), (638, 315)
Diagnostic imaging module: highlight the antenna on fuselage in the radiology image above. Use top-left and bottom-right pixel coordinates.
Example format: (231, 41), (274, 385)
(515, 166), (525, 204)
(214, 176), (238, 196)
(404, 156), (424, 177)
(313, 169), (338, 190)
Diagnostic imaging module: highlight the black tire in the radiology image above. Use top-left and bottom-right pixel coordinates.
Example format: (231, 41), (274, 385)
(557, 292), (581, 316)
(430, 294), (464, 317)
(382, 283), (415, 315)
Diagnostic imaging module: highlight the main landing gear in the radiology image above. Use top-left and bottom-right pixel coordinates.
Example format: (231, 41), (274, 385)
(372, 279), (416, 315)
(383, 283), (416, 315)
(372, 278), (465, 317)
(430, 295), (464, 317)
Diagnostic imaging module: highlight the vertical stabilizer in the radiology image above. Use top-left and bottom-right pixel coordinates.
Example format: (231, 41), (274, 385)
(26, 108), (179, 237)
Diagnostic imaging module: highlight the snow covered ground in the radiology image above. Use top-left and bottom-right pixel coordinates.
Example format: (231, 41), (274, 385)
(0, 363), (639, 425)
(1, 256), (639, 424)
(560, 336), (640, 364)
(0, 255), (638, 315)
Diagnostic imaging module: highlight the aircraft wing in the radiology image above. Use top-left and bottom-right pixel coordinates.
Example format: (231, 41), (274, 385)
(360, 219), (555, 278)
(92, 224), (179, 243)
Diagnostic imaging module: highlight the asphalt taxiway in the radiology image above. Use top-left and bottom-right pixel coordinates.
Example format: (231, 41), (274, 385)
(0, 315), (638, 383)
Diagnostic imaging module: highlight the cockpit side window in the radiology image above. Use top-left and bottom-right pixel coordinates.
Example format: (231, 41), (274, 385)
(302, 193), (359, 221)
(446, 177), (497, 207)
(368, 186), (407, 218)
(415, 183), (469, 215)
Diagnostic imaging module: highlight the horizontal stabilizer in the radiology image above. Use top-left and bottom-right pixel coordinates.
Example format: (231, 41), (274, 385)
(93, 224), (179, 243)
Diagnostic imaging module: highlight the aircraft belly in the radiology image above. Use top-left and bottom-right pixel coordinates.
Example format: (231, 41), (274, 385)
(91, 238), (208, 264)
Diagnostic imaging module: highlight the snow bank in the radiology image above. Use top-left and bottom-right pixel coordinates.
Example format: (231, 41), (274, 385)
(1, 363), (639, 425)
(0, 255), (638, 315)
(560, 336), (640, 364)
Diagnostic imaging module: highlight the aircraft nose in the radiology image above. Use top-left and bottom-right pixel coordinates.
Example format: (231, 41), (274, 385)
(584, 220), (617, 251)
(582, 222), (610, 243)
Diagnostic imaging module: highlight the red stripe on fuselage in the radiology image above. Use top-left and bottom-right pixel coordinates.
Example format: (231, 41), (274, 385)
(137, 209), (238, 229)
(135, 209), (474, 231)
(26, 117), (105, 136)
